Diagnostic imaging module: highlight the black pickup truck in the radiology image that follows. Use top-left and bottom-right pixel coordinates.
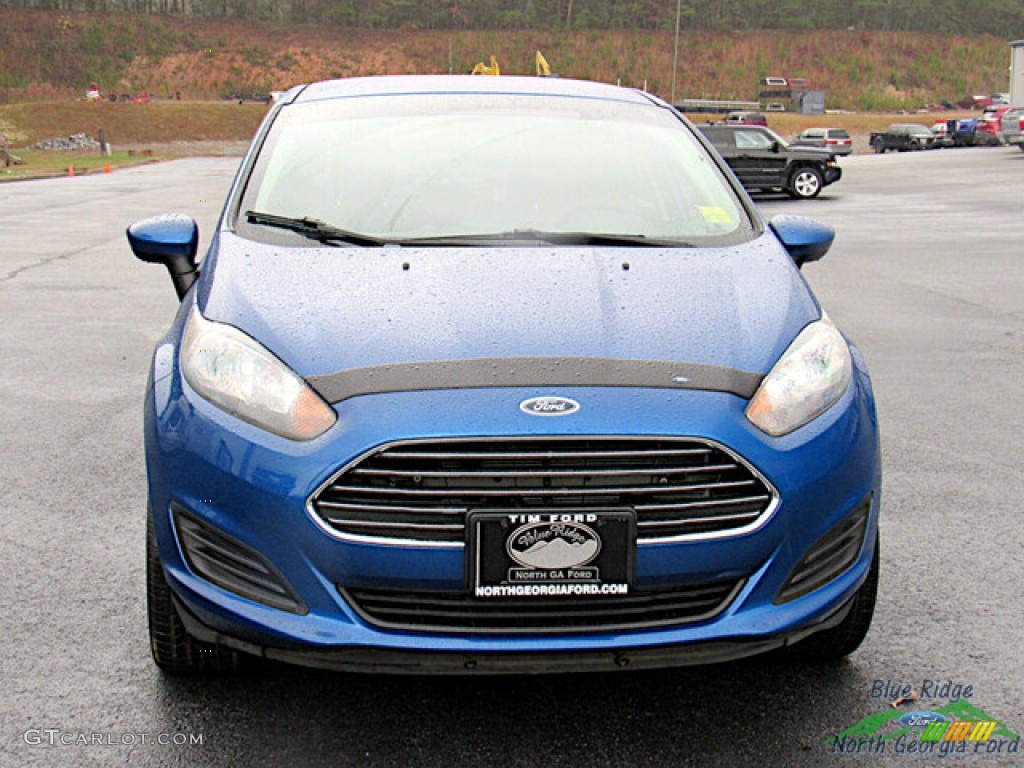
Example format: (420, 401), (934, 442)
(869, 123), (935, 153)
(696, 124), (841, 199)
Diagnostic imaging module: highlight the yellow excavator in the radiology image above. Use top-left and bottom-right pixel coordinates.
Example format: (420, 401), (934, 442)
(535, 50), (552, 77)
(469, 52), (552, 77)
(470, 55), (500, 76)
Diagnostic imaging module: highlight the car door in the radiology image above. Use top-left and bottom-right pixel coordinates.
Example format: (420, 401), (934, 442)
(891, 126), (910, 150)
(698, 127), (749, 188)
(711, 128), (762, 188)
(733, 128), (785, 188)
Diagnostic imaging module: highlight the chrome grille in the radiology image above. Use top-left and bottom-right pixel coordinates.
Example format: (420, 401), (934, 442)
(342, 579), (745, 634)
(310, 437), (776, 545)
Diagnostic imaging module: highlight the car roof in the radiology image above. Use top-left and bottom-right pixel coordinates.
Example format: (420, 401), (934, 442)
(289, 75), (657, 107)
(700, 124), (766, 131)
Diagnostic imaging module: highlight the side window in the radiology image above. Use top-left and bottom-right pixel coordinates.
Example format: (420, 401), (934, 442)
(734, 130), (772, 150)
(702, 128), (733, 149)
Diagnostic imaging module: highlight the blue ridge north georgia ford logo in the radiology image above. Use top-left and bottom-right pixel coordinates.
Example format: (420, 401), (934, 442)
(506, 521), (602, 570)
(519, 396), (580, 416)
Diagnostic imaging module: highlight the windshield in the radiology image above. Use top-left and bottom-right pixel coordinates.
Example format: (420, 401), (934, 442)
(236, 92), (755, 247)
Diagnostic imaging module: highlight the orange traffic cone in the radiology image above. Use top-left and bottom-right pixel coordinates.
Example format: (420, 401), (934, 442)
(104, 162), (111, 174)
(67, 165), (75, 177)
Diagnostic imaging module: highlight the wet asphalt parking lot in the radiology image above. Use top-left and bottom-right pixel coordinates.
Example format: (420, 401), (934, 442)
(1, 145), (1022, 767)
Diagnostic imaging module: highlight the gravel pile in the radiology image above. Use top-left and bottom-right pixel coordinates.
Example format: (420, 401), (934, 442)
(32, 133), (102, 151)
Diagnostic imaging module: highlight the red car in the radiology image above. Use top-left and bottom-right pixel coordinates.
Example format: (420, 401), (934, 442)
(723, 110), (767, 126)
(976, 105), (1011, 144)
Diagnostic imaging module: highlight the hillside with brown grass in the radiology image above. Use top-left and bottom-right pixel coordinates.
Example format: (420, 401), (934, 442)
(0, 8), (1013, 111)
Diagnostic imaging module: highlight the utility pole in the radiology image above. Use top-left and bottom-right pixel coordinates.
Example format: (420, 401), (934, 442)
(671, 0), (682, 104)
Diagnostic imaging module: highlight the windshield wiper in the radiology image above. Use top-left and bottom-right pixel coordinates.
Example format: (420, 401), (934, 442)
(403, 229), (693, 247)
(245, 211), (390, 246)
(243, 217), (693, 248)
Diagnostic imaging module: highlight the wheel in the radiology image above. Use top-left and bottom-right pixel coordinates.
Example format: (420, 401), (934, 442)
(909, 139), (921, 150)
(147, 510), (240, 675)
(784, 532), (879, 661)
(872, 139), (884, 154)
(787, 166), (823, 199)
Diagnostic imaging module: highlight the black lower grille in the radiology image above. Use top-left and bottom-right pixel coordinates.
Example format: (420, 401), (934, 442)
(775, 498), (871, 604)
(173, 505), (307, 615)
(310, 437), (776, 544)
(341, 579), (744, 634)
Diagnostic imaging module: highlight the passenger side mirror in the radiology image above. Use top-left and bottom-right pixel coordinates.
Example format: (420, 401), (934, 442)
(769, 215), (834, 268)
(771, 140), (782, 153)
(126, 214), (199, 300)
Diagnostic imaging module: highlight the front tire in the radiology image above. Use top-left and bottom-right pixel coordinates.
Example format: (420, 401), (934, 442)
(787, 166), (823, 199)
(147, 511), (240, 675)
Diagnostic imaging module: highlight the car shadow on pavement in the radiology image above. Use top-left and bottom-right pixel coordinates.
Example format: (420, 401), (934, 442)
(153, 654), (878, 767)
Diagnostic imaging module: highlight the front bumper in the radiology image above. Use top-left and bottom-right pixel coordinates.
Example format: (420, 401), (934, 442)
(174, 589), (858, 674)
(145, 338), (881, 672)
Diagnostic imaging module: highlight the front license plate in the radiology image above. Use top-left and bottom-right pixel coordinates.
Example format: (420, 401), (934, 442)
(469, 509), (635, 599)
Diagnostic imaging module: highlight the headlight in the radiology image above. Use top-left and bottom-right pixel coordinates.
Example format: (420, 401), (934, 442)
(746, 316), (852, 437)
(180, 307), (336, 441)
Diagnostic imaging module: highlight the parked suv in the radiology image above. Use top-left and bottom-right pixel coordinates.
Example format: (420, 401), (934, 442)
(791, 127), (853, 156)
(698, 124), (842, 198)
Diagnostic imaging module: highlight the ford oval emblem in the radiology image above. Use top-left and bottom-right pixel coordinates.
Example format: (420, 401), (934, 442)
(520, 396), (580, 417)
(898, 712), (947, 728)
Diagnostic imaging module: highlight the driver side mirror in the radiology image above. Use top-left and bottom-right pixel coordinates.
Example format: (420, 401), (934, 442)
(126, 214), (199, 301)
(769, 215), (834, 268)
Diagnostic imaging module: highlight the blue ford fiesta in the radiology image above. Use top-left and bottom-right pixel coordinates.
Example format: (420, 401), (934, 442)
(129, 75), (880, 675)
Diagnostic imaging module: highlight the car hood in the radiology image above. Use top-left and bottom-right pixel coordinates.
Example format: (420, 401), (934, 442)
(786, 145), (835, 159)
(197, 231), (821, 389)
